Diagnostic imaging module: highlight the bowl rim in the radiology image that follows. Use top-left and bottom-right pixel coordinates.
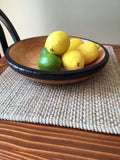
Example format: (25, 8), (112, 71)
(5, 36), (109, 80)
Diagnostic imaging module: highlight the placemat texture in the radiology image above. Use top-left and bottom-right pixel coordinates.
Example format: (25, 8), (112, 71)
(0, 46), (120, 134)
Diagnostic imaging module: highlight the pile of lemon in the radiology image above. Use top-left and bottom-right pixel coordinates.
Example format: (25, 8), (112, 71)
(38, 31), (100, 71)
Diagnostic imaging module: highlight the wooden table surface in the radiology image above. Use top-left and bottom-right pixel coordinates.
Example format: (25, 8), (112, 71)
(0, 45), (120, 160)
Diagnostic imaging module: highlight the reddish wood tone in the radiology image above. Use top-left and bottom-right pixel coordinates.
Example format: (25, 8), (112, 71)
(0, 57), (9, 74)
(0, 45), (120, 160)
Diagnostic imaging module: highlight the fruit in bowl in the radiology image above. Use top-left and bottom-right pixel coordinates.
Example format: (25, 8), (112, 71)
(68, 38), (84, 51)
(62, 50), (85, 70)
(37, 31), (100, 71)
(38, 54), (62, 71)
(77, 41), (100, 65)
(45, 31), (70, 55)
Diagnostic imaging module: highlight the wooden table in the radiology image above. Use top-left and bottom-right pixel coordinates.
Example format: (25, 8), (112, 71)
(0, 45), (120, 160)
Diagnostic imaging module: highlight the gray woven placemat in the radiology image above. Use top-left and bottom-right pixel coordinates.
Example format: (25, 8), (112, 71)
(0, 46), (120, 134)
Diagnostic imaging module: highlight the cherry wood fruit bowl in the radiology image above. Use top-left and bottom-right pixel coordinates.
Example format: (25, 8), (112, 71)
(5, 36), (109, 84)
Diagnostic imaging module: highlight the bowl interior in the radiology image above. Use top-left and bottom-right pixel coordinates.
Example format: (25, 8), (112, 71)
(9, 36), (105, 71)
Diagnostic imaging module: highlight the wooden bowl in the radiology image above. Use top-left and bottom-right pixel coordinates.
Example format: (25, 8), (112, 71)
(5, 36), (109, 84)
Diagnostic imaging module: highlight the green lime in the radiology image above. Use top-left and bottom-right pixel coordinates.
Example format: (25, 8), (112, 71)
(40, 48), (50, 57)
(38, 54), (62, 71)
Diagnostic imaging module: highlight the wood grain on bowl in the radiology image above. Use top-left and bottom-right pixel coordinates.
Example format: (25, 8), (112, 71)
(9, 37), (47, 69)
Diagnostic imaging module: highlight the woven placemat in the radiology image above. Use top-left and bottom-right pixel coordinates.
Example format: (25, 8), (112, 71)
(0, 46), (120, 134)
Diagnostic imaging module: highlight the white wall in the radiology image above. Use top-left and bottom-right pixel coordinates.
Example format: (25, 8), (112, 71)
(0, 0), (120, 46)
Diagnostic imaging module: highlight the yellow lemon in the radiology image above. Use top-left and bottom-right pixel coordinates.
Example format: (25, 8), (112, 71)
(77, 42), (99, 65)
(68, 38), (84, 51)
(45, 31), (70, 55)
(62, 50), (85, 70)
